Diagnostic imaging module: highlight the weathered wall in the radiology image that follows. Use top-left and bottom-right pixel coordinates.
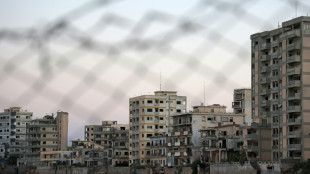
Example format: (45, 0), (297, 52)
(210, 163), (256, 174)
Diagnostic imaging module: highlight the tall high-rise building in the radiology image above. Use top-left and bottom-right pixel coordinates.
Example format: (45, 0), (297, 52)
(251, 16), (310, 161)
(129, 91), (187, 166)
(0, 107), (33, 161)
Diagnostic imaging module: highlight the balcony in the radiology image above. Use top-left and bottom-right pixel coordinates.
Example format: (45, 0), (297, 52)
(234, 94), (243, 100)
(287, 106), (301, 113)
(261, 100), (271, 107)
(287, 80), (301, 88)
(232, 102), (242, 108)
(260, 55), (271, 62)
(270, 52), (278, 59)
(288, 144), (301, 150)
(286, 29), (301, 38)
(272, 145), (279, 150)
(261, 112), (271, 117)
(288, 93), (301, 100)
(260, 89), (270, 95)
(288, 131), (302, 137)
(260, 78), (270, 84)
(287, 68), (301, 76)
(261, 66), (270, 73)
(287, 118), (302, 125)
(260, 43), (271, 50)
(280, 29), (301, 39)
(247, 146), (259, 152)
(245, 134), (259, 140)
(271, 40), (278, 47)
(287, 42), (301, 51)
(287, 55), (301, 64)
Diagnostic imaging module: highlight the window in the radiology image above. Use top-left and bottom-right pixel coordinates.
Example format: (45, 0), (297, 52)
(221, 117), (228, 122)
(177, 101), (181, 104)
(211, 109), (214, 113)
(229, 117), (233, 122)
(160, 117), (164, 120)
(43, 134), (46, 137)
(147, 109), (152, 112)
(160, 100), (164, 103)
(147, 100), (153, 104)
(202, 116), (206, 122)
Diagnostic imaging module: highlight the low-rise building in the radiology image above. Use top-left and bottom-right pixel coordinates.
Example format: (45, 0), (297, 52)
(70, 140), (105, 167)
(85, 121), (129, 166)
(167, 104), (245, 166)
(18, 111), (69, 167)
(241, 123), (272, 161)
(200, 123), (243, 163)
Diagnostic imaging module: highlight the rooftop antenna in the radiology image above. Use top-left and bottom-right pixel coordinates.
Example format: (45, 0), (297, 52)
(278, 21), (280, 28)
(160, 70), (162, 91)
(204, 81), (206, 106)
(295, 0), (298, 18)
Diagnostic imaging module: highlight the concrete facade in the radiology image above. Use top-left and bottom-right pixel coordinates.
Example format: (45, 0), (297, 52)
(129, 91), (187, 166)
(232, 88), (252, 124)
(0, 107), (33, 161)
(18, 111), (69, 167)
(85, 121), (129, 166)
(167, 104), (245, 166)
(251, 16), (310, 161)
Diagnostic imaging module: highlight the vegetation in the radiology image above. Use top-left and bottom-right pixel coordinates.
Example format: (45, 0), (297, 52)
(191, 159), (208, 174)
(290, 161), (310, 174)
(6, 155), (18, 165)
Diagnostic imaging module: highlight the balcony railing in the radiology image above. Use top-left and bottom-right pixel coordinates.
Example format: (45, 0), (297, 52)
(260, 43), (271, 50)
(260, 78), (270, 84)
(261, 66), (270, 73)
(288, 80), (301, 88)
(288, 144), (301, 149)
(288, 93), (301, 100)
(287, 106), (301, 113)
(288, 130), (302, 137)
(287, 68), (301, 76)
(260, 55), (271, 62)
(287, 42), (301, 50)
(247, 146), (259, 152)
(287, 55), (301, 64)
(288, 118), (302, 124)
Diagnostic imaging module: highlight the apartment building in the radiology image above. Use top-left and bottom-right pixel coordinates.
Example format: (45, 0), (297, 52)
(232, 88), (252, 124)
(147, 135), (167, 167)
(251, 16), (310, 161)
(200, 123), (243, 163)
(129, 91), (187, 166)
(0, 107), (33, 161)
(70, 139), (105, 167)
(19, 111), (68, 167)
(85, 121), (129, 166)
(167, 104), (245, 166)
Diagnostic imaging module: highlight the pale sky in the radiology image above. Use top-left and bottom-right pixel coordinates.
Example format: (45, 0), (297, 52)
(0, 0), (309, 141)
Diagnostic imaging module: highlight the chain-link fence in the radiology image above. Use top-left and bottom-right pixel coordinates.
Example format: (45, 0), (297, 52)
(0, 0), (309, 140)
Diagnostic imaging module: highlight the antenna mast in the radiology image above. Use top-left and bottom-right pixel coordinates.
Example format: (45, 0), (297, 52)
(204, 81), (206, 106)
(296, 0), (298, 18)
(160, 71), (162, 91)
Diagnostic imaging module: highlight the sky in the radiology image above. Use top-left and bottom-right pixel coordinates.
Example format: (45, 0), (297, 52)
(0, 0), (310, 141)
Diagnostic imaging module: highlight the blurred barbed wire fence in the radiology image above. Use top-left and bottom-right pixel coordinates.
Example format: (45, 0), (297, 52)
(0, 0), (307, 138)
